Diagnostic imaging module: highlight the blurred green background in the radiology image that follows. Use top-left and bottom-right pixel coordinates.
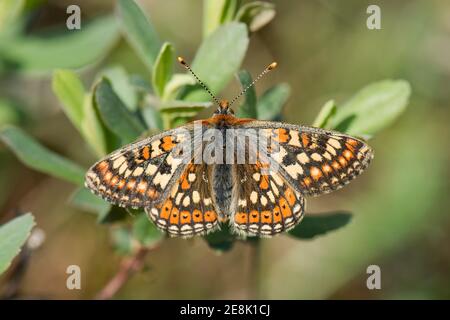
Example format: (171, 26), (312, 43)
(0, 0), (449, 299)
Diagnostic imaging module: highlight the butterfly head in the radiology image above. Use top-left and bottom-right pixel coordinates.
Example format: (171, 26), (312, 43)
(214, 99), (234, 115)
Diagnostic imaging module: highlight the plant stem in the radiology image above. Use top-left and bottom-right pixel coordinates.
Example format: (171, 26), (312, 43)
(95, 245), (153, 300)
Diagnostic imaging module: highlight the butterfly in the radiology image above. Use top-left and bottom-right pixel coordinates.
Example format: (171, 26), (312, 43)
(85, 57), (374, 238)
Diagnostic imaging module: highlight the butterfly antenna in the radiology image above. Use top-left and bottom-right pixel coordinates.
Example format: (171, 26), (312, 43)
(229, 62), (278, 107)
(177, 56), (221, 106)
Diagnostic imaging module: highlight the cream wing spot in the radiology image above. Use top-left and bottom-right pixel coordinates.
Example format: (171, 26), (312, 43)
(132, 167), (144, 177)
(182, 196), (190, 207)
(285, 163), (304, 179)
(146, 164), (158, 175)
(260, 195), (268, 206)
(323, 151), (332, 160)
(192, 191), (200, 203)
(271, 147), (288, 163)
(270, 181), (279, 196)
(154, 172), (171, 189)
(297, 152), (310, 164)
(250, 191), (258, 204)
(168, 154), (183, 168)
(328, 138), (341, 149)
(326, 144), (337, 156)
(267, 191), (275, 203)
(124, 169), (133, 178)
(288, 131), (301, 147)
(118, 162), (128, 175)
(311, 153), (323, 162)
(272, 174), (284, 186)
(150, 140), (161, 157)
(175, 193), (183, 205)
(112, 156), (126, 169)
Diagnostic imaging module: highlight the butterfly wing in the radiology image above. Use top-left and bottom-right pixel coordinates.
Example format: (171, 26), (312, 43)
(239, 121), (374, 196)
(232, 163), (305, 237)
(145, 163), (219, 238)
(85, 125), (195, 208)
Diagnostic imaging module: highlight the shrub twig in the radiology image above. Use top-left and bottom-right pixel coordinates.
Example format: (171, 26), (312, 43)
(95, 244), (158, 299)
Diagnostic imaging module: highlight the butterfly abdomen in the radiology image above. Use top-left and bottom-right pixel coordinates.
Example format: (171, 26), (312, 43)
(211, 164), (233, 218)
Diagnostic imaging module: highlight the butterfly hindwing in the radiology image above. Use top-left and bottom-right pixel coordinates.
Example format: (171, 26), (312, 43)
(232, 164), (305, 237)
(145, 163), (219, 238)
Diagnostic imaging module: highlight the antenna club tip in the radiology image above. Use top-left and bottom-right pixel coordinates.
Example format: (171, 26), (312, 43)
(177, 56), (186, 65)
(267, 62), (278, 70)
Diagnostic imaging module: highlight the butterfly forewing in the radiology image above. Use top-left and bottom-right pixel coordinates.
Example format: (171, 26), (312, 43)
(241, 121), (374, 197)
(85, 126), (194, 208)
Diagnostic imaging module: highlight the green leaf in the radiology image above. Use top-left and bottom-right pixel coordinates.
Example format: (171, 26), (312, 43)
(182, 22), (249, 102)
(331, 80), (411, 136)
(163, 73), (196, 101)
(312, 99), (337, 128)
(159, 100), (213, 114)
(236, 70), (257, 118)
(0, 213), (35, 275)
(0, 16), (119, 72)
(53, 71), (108, 156)
(204, 225), (235, 252)
(0, 0), (24, 32)
(70, 187), (109, 214)
(159, 100), (212, 129)
(98, 206), (128, 224)
(94, 78), (145, 144)
(141, 104), (164, 130)
(0, 99), (24, 126)
(130, 74), (152, 93)
(52, 69), (85, 132)
(97, 206), (129, 224)
(81, 92), (110, 156)
(102, 66), (138, 111)
(288, 212), (352, 239)
(235, 1), (276, 32)
(168, 117), (188, 129)
(0, 126), (85, 185)
(112, 227), (133, 256)
(117, 0), (161, 70)
(203, 0), (239, 37)
(132, 213), (164, 246)
(152, 42), (174, 97)
(257, 83), (290, 120)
